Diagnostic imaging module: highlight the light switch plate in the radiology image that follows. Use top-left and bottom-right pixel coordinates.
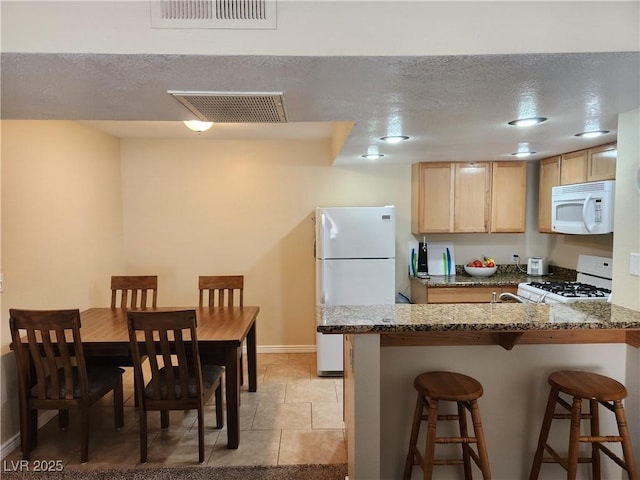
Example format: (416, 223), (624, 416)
(630, 253), (640, 277)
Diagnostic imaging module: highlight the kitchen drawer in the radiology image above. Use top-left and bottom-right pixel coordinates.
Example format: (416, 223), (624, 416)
(412, 285), (518, 304)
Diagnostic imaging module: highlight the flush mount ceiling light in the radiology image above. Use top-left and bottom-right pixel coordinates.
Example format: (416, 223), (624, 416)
(508, 117), (547, 127)
(361, 153), (385, 160)
(575, 130), (610, 138)
(183, 120), (213, 132)
(512, 151), (536, 158)
(380, 135), (410, 144)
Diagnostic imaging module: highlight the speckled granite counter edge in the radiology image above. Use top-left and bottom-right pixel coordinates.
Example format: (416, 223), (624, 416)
(316, 302), (640, 334)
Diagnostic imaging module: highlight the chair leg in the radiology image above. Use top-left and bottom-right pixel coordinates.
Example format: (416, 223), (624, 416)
(29, 409), (38, 452)
(161, 411), (169, 428)
(114, 378), (124, 429)
(215, 384), (224, 429)
(613, 400), (639, 480)
(567, 396), (582, 480)
(134, 374), (141, 408)
(403, 393), (425, 480)
(240, 350), (245, 387)
(139, 409), (148, 463)
(80, 409), (90, 463)
(20, 407), (32, 460)
(529, 387), (559, 480)
(469, 399), (491, 480)
(590, 399), (601, 480)
(458, 401), (472, 480)
(58, 410), (69, 429)
(423, 398), (439, 480)
(197, 405), (205, 464)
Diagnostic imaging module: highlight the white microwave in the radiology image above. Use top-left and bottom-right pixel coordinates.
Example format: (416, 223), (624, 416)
(551, 180), (615, 234)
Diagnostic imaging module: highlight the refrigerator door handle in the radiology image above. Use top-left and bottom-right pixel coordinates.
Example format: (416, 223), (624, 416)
(317, 212), (326, 259)
(319, 262), (327, 303)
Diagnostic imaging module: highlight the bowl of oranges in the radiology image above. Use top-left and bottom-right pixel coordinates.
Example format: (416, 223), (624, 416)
(464, 257), (497, 277)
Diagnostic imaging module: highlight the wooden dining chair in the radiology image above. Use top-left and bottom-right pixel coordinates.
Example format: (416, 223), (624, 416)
(198, 275), (244, 308)
(127, 309), (224, 463)
(111, 275), (158, 309)
(198, 275), (245, 384)
(9, 309), (124, 463)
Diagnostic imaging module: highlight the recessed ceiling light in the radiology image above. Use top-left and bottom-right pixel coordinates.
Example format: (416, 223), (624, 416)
(183, 120), (213, 132)
(508, 117), (547, 127)
(380, 135), (410, 144)
(511, 151), (536, 158)
(361, 153), (385, 160)
(575, 130), (610, 138)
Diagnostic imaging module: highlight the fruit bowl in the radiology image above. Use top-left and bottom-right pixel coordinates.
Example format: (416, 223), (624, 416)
(464, 265), (498, 277)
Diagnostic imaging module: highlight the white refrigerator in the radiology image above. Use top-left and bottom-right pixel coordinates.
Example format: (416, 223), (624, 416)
(315, 206), (396, 376)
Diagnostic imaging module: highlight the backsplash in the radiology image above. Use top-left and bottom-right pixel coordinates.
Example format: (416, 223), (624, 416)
(453, 263), (576, 280)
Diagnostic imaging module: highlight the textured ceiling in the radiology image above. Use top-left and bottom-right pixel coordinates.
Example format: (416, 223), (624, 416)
(1, 52), (639, 165)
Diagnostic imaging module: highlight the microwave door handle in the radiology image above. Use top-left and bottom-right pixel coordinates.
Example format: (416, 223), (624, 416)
(582, 193), (594, 233)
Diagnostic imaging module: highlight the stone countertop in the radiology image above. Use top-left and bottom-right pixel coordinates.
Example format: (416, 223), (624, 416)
(316, 302), (640, 334)
(410, 264), (576, 287)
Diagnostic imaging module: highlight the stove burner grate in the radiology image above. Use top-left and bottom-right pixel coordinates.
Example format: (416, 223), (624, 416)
(527, 281), (611, 298)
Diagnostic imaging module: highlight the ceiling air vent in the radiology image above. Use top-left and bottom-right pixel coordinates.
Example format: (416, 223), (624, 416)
(151, 0), (276, 29)
(169, 91), (288, 123)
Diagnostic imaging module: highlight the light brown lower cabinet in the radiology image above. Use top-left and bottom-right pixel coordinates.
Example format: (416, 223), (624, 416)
(410, 282), (518, 304)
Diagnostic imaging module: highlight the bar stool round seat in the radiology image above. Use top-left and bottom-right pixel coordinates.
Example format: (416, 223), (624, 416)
(529, 370), (638, 480)
(403, 371), (491, 480)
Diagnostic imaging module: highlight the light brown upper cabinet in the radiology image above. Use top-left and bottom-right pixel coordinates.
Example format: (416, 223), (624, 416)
(560, 149), (588, 185)
(537, 142), (616, 232)
(491, 162), (527, 233)
(587, 143), (617, 182)
(538, 156), (561, 233)
(454, 163), (491, 233)
(411, 161), (525, 234)
(411, 162), (454, 233)
(559, 143), (616, 185)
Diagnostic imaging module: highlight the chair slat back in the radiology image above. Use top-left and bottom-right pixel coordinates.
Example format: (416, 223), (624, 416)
(127, 310), (203, 405)
(9, 309), (87, 401)
(111, 275), (158, 309)
(198, 275), (244, 307)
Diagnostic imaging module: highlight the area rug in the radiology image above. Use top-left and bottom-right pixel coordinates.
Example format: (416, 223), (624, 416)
(0, 464), (348, 480)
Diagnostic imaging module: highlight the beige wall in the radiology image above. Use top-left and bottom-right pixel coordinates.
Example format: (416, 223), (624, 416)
(612, 108), (640, 459)
(119, 138), (412, 347)
(0, 120), (125, 447)
(612, 108), (640, 310)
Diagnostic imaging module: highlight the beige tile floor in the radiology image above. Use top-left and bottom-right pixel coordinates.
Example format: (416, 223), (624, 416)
(2, 353), (346, 470)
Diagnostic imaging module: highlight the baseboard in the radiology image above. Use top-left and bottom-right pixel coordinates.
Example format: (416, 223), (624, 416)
(256, 344), (316, 354)
(1, 411), (56, 460)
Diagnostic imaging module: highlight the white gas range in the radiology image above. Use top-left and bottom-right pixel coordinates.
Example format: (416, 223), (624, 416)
(517, 255), (612, 304)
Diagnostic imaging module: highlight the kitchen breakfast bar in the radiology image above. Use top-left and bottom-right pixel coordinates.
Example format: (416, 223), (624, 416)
(317, 302), (640, 480)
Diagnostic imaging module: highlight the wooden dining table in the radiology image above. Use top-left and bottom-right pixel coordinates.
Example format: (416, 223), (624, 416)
(78, 306), (259, 449)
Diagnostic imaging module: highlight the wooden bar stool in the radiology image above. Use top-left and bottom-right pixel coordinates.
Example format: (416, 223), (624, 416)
(529, 370), (638, 480)
(403, 371), (491, 480)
